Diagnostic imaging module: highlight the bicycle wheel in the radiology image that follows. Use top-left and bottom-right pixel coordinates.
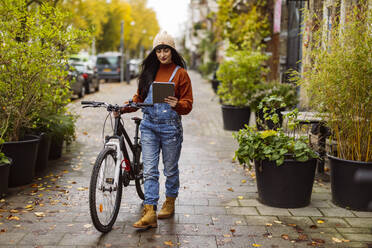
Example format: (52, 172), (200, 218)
(89, 147), (122, 233)
(134, 145), (145, 200)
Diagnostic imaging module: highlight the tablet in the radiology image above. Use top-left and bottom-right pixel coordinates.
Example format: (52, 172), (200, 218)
(152, 82), (175, 103)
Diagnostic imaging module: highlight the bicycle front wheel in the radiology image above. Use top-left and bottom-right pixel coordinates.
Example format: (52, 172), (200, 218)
(89, 148), (122, 233)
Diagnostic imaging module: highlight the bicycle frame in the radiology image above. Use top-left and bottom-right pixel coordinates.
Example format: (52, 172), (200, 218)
(104, 115), (140, 189)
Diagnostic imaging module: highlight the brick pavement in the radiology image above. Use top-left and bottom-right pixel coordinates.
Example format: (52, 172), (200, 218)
(0, 71), (371, 248)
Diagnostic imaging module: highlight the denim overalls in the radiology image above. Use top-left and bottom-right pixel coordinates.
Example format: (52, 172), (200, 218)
(140, 66), (183, 206)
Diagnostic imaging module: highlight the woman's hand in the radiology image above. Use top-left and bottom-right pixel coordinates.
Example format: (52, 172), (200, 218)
(164, 96), (178, 108)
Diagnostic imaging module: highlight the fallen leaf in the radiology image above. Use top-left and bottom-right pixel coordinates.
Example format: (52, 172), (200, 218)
(83, 131), (88, 135)
(288, 223), (297, 227)
(164, 240), (174, 246)
(237, 196), (244, 200)
(241, 179), (247, 183)
(252, 244), (261, 247)
(230, 229), (236, 234)
(0, 199), (5, 203)
(332, 237), (342, 243)
(7, 215), (20, 221)
(34, 212), (45, 217)
(62, 170), (69, 173)
(265, 223), (273, 226)
(84, 224), (92, 228)
(104, 244), (112, 247)
(296, 234), (308, 242)
(13, 224), (21, 228)
(223, 234), (231, 238)
(309, 225), (318, 229)
(77, 187), (88, 191)
(274, 220), (282, 224)
(316, 219), (325, 224)
(227, 188), (234, 192)
(281, 234), (290, 240)
(9, 210), (19, 213)
(235, 220), (242, 224)
(0, 229), (6, 232)
(312, 238), (325, 244)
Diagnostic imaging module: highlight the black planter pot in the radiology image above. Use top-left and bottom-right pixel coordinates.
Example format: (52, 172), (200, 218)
(255, 158), (317, 208)
(0, 158), (12, 196)
(329, 155), (372, 211)
(255, 108), (284, 131)
(49, 136), (63, 160)
(35, 133), (52, 173)
(221, 105), (251, 131)
(3, 135), (40, 187)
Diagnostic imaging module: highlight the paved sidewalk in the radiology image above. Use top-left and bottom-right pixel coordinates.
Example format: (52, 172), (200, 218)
(0, 71), (371, 248)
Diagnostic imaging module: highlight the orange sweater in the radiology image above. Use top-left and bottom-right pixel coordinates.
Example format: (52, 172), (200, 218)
(132, 63), (193, 115)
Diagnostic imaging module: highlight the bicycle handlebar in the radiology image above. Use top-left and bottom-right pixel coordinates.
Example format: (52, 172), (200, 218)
(81, 100), (153, 112)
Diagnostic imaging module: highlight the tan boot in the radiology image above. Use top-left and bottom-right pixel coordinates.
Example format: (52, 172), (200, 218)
(158, 196), (176, 219)
(133, 205), (157, 228)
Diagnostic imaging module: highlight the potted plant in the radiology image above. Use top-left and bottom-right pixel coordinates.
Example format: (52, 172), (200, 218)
(217, 49), (268, 131)
(0, 1), (87, 186)
(234, 109), (318, 208)
(48, 113), (77, 160)
(299, 5), (371, 210)
(0, 139), (12, 196)
(250, 82), (298, 130)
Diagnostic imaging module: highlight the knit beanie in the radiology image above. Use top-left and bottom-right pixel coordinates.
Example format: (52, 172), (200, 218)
(152, 31), (176, 50)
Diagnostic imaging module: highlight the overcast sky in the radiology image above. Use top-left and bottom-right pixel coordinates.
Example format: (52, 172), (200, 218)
(146, 0), (190, 39)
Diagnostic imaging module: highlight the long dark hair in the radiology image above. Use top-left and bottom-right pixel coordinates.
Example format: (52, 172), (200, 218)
(138, 45), (187, 100)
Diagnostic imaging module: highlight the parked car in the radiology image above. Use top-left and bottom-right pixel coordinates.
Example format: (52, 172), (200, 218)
(129, 59), (141, 78)
(69, 61), (99, 94)
(65, 64), (85, 98)
(96, 52), (122, 82)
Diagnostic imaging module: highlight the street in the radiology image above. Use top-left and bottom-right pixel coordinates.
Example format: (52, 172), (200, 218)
(0, 71), (371, 248)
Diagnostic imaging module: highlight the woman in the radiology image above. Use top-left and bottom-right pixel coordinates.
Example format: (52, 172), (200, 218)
(120, 31), (193, 229)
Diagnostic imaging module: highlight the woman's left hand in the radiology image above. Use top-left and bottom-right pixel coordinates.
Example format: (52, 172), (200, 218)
(164, 96), (178, 108)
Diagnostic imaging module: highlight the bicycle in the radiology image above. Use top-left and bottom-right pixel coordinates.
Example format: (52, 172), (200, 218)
(81, 100), (153, 233)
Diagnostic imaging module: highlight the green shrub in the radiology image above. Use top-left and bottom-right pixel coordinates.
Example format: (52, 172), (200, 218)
(234, 109), (318, 167)
(298, 5), (371, 162)
(0, 0), (89, 142)
(216, 49), (268, 107)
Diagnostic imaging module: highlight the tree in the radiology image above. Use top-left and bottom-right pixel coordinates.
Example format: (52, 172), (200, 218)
(216, 0), (270, 51)
(0, 0), (89, 141)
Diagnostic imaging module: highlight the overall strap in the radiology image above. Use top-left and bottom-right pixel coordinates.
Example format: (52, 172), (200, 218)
(168, 66), (181, 82)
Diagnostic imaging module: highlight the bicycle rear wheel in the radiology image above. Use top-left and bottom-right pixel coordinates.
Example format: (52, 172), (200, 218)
(89, 148), (122, 233)
(134, 145), (145, 200)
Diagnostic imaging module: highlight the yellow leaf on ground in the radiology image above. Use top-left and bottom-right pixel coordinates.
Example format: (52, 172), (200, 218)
(237, 196), (244, 200)
(164, 240), (174, 246)
(266, 223), (273, 226)
(9, 210), (19, 213)
(241, 180), (247, 183)
(34, 212), (45, 217)
(317, 220), (325, 224)
(7, 215), (20, 221)
(24, 205), (33, 209)
(62, 170), (69, 173)
(252, 244), (261, 247)
(77, 187), (88, 191)
(227, 188), (234, 192)
(332, 237), (342, 243)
